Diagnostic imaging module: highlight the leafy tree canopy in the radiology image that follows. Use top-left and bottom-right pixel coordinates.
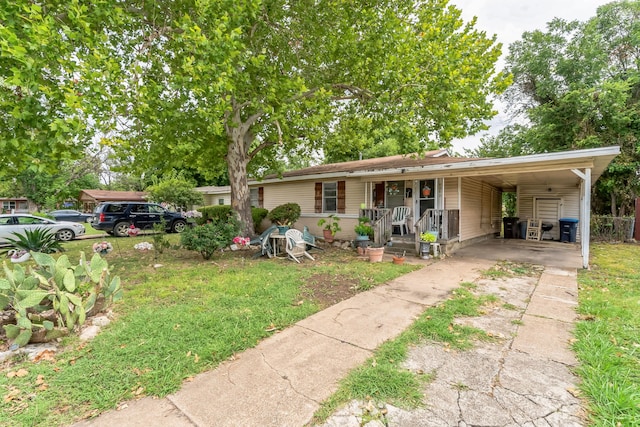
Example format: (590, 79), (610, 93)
(145, 170), (204, 211)
(1, 0), (509, 234)
(477, 0), (640, 216)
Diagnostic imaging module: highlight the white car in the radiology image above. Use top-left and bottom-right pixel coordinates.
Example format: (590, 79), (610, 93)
(0, 214), (86, 244)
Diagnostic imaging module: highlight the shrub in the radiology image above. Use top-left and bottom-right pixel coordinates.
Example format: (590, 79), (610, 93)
(31, 211), (54, 220)
(196, 205), (234, 225)
(181, 218), (241, 260)
(0, 252), (123, 348)
(152, 221), (172, 254)
(4, 228), (64, 254)
(252, 207), (269, 232)
(267, 203), (301, 226)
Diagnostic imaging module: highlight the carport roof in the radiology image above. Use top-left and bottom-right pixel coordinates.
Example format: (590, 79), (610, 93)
(253, 146), (620, 190)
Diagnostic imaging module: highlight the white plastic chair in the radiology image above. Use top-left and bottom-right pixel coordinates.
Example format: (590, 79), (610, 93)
(391, 206), (411, 236)
(284, 229), (315, 263)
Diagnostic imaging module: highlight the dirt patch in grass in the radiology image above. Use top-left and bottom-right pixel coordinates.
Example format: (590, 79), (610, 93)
(300, 273), (360, 309)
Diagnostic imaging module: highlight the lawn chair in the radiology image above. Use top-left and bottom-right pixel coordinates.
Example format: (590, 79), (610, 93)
(251, 225), (278, 259)
(285, 229), (315, 263)
(303, 226), (324, 252)
(391, 206), (411, 236)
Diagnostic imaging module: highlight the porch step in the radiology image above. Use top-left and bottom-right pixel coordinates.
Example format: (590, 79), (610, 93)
(386, 238), (415, 255)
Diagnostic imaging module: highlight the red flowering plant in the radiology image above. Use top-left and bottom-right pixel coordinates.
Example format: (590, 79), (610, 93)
(127, 224), (140, 237)
(232, 236), (250, 247)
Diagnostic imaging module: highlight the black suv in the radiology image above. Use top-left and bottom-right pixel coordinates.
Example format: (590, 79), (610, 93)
(92, 202), (188, 237)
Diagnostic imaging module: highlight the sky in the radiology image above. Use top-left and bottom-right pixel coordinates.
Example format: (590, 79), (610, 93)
(448, 0), (614, 154)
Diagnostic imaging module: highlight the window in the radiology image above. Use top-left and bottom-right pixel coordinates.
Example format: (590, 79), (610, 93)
(2, 201), (15, 211)
(218, 198), (224, 205)
(250, 188), (264, 208)
(149, 205), (165, 214)
(323, 182), (337, 212)
(315, 181), (345, 213)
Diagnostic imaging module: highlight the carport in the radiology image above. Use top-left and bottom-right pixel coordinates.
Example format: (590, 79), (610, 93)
(430, 146), (620, 269)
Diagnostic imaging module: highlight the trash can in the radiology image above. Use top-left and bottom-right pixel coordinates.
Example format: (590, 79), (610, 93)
(559, 218), (579, 243)
(519, 221), (527, 240)
(503, 217), (519, 239)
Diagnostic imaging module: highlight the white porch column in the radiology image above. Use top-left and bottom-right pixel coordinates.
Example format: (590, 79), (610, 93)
(572, 168), (591, 269)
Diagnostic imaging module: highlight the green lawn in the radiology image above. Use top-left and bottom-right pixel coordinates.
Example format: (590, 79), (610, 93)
(574, 243), (640, 426)
(0, 236), (418, 426)
(83, 222), (107, 236)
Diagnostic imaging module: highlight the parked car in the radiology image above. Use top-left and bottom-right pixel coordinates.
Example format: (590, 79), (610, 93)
(47, 209), (94, 223)
(0, 214), (86, 243)
(91, 202), (188, 237)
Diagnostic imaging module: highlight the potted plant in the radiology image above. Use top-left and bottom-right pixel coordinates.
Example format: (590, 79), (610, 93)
(367, 244), (385, 262)
(354, 217), (373, 251)
(317, 214), (341, 243)
(267, 203), (301, 234)
(419, 231), (437, 259)
(392, 250), (406, 265)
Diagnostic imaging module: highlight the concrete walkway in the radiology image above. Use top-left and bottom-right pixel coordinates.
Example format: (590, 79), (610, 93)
(73, 239), (584, 427)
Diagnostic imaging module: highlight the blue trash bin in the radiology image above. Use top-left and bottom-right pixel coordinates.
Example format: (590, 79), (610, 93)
(559, 218), (579, 243)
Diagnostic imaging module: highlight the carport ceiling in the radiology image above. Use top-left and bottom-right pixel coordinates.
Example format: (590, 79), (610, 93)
(479, 169), (584, 191)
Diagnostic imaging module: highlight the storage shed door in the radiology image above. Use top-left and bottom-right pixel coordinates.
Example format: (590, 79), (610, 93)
(534, 198), (562, 240)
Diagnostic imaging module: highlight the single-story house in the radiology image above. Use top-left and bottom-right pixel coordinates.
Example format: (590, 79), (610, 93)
(194, 186), (232, 207)
(79, 190), (148, 213)
(0, 197), (35, 213)
(248, 146), (620, 268)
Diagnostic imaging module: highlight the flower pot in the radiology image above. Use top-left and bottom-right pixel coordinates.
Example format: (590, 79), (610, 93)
(357, 246), (366, 256)
(277, 225), (290, 234)
(323, 229), (334, 243)
(368, 246), (385, 263)
(392, 255), (405, 265)
(419, 241), (431, 259)
(10, 251), (31, 263)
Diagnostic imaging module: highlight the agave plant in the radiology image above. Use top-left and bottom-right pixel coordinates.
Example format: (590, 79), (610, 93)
(4, 228), (64, 254)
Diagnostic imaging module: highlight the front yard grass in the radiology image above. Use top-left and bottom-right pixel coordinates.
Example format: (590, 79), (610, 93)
(0, 235), (419, 426)
(574, 243), (640, 425)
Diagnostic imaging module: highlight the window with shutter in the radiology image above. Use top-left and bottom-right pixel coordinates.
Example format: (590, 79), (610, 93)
(314, 181), (346, 213)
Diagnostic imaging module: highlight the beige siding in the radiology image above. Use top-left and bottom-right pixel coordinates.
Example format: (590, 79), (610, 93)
(443, 178), (459, 210)
(262, 179), (366, 239)
(203, 194), (231, 206)
(517, 185), (581, 242)
(460, 178), (501, 241)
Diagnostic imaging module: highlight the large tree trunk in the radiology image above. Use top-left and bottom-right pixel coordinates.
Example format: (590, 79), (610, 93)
(227, 128), (255, 237)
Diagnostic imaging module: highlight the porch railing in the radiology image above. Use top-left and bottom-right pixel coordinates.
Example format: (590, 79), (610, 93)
(414, 209), (460, 248)
(360, 208), (392, 246)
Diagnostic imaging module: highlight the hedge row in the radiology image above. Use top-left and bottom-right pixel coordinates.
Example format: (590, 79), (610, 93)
(195, 205), (269, 233)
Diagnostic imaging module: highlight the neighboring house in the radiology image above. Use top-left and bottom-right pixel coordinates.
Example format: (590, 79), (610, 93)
(0, 197), (35, 213)
(194, 186), (232, 207)
(79, 190), (148, 213)
(248, 146), (620, 268)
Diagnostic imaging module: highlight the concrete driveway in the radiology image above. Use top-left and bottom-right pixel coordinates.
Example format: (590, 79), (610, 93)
(453, 238), (583, 270)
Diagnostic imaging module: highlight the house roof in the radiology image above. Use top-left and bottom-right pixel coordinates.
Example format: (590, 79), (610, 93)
(251, 146), (620, 190)
(257, 149), (471, 181)
(194, 185), (231, 194)
(79, 190), (148, 202)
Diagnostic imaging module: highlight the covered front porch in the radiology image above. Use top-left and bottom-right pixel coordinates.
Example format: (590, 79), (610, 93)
(359, 207), (460, 255)
(350, 146), (620, 268)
